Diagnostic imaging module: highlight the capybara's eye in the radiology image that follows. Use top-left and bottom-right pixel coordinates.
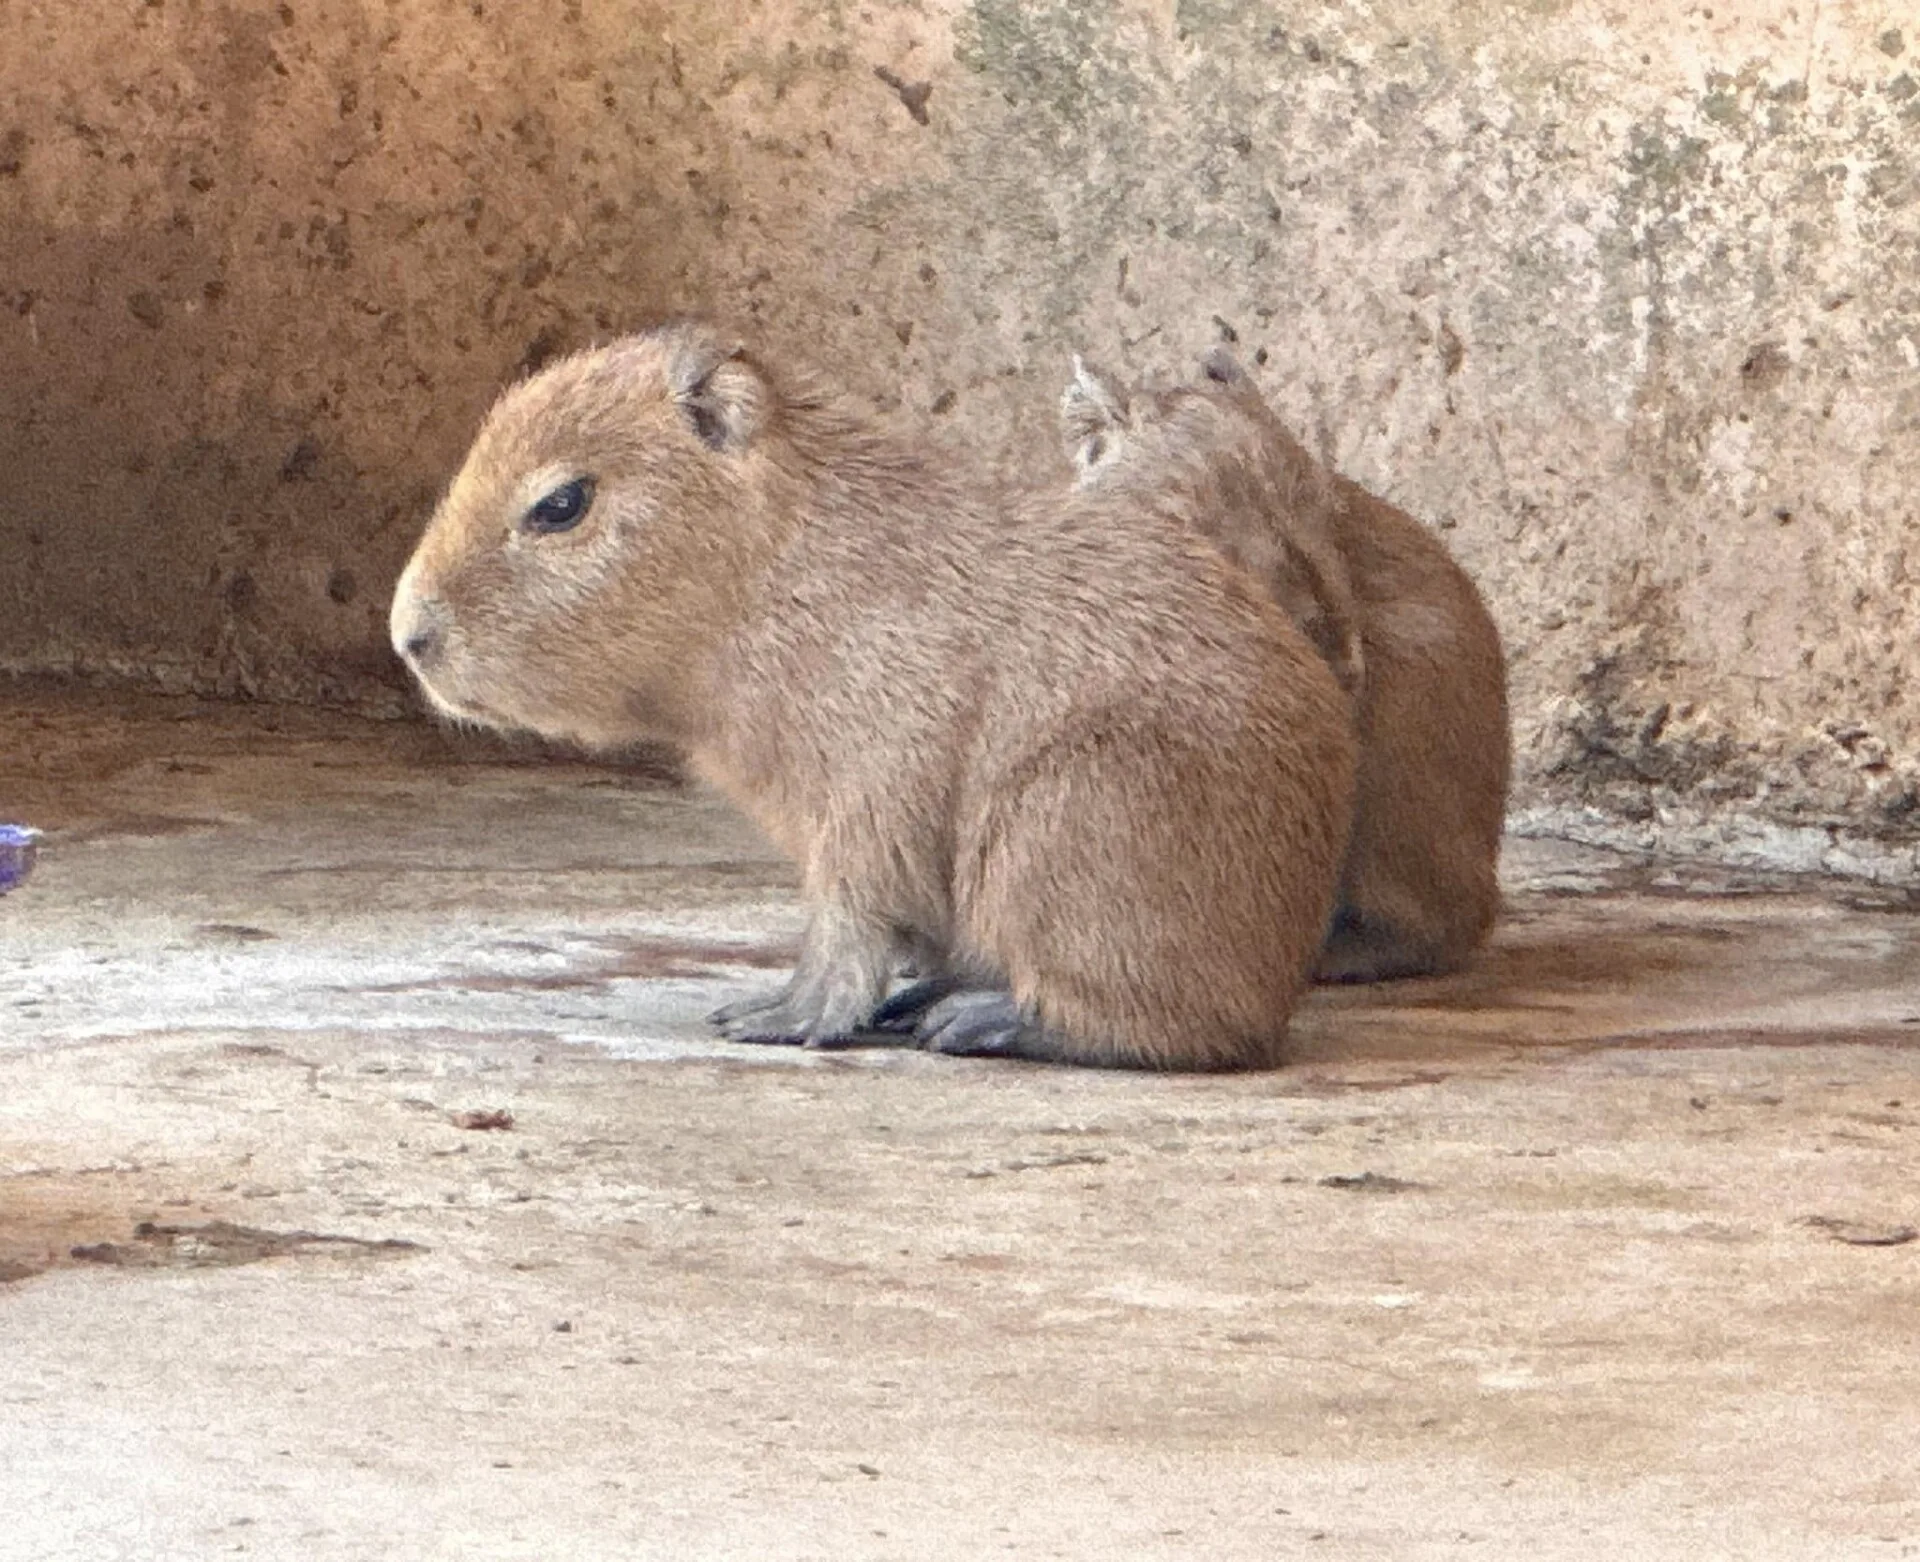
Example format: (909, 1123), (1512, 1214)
(524, 477), (595, 535)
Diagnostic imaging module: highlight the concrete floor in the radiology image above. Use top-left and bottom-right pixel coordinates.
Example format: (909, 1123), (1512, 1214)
(3, 686), (1918, 1561)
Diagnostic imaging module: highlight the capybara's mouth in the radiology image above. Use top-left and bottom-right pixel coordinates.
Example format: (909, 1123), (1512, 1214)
(405, 667), (504, 729)
(441, 694), (507, 728)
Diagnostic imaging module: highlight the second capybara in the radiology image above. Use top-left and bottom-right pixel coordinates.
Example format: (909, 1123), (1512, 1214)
(1062, 348), (1509, 982)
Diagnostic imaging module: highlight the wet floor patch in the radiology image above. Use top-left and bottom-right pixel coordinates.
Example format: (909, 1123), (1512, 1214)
(194, 922), (280, 943)
(57, 813), (229, 843)
(357, 931), (801, 996)
(1796, 1215), (1918, 1248)
(67, 1219), (425, 1270)
(2, 1219), (425, 1286)
(0, 1168), (428, 1287)
(1317, 1171), (1426, 1193)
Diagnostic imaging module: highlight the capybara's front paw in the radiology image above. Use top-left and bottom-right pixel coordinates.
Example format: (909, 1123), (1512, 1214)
(709, 977), (877, 1048)
(709, 986), (811, 1045)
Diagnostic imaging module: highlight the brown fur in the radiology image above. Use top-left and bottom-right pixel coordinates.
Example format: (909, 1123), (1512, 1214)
(390, 322), (1356, 1068)
(1062, 349), (1510, 982)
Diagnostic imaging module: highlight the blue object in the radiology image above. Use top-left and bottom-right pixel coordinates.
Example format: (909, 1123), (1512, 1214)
(0, 825), (39, 893)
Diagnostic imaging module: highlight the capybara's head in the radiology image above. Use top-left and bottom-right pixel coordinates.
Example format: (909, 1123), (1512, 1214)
(1059, 346), (1299, 493)
(390, 322), (782, 749)
(1060, 348), (1361, 698)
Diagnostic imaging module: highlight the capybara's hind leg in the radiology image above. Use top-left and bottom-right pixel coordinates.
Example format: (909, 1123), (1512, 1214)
(960, 723), (1340, 1071)
(1314, 908), (1468, 984)
(907, 988), (1078, 1063)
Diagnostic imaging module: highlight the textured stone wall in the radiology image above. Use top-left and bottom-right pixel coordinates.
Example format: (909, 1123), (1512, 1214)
(1, 2), (1916, 867)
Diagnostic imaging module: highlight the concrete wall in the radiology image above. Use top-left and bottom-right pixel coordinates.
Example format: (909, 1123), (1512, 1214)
(2, 2), (1916, 867)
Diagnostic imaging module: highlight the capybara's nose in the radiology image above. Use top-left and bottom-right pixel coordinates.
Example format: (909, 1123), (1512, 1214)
(391, 596), (449, 668)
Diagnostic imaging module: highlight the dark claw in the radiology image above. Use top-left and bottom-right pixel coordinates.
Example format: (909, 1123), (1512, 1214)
(711, 995), (900, 1051)
(868, 977), (965, 1032)
(708, 990), (802, 1043)
(709, 1005), (808, 1046)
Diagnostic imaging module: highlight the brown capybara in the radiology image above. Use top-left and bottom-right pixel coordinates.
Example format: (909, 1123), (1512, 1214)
(390, 322), (1356, 1067)
(1062, 348), (1509, 983)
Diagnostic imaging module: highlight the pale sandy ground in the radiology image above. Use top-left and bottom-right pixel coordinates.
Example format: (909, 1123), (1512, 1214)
(2, 689), (1916, 1561)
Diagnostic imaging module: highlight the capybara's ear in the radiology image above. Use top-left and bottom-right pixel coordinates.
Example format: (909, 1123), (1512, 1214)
(665, 326), (768, 453)
(1200, 345), (1249, 387)
(1060, 354), (1130, 477)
